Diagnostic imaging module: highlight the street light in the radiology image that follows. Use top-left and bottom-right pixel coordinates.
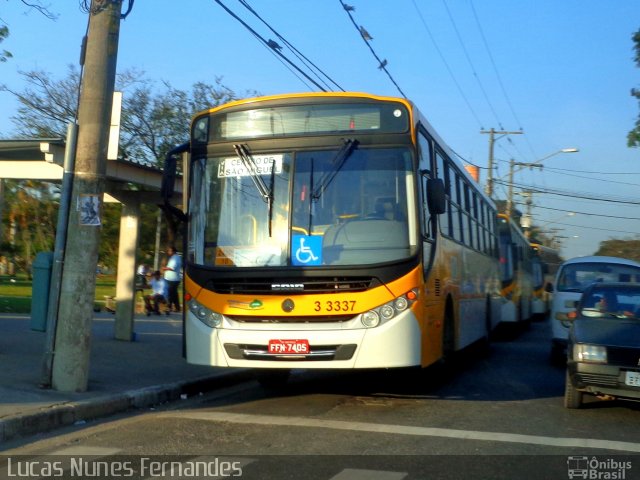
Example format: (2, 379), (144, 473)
(513, 148), (579, 174)
(506, 148), (579, 217)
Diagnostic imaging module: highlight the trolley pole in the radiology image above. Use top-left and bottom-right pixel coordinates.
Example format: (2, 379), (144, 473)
(481, 128), (523, 198)
(51, 0), (123, 392)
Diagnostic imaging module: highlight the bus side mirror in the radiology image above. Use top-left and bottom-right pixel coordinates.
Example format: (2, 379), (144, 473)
(545, 283), (554, 293)
(426, 178), (446, 215)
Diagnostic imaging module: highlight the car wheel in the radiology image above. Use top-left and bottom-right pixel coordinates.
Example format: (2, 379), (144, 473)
(564, 370), (583, 409)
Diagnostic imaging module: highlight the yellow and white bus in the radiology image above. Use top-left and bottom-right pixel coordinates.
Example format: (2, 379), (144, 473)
(530, 243), (560, 320)
(497, 213), (534, 325)
(162, 92), (502, 383)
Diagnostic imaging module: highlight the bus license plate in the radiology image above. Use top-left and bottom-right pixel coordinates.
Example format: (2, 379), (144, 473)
(625, 371), (640, 387)
(268, 339), (309, 355)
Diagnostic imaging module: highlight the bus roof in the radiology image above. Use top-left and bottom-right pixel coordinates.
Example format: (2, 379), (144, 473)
(194, 91), (413, 120)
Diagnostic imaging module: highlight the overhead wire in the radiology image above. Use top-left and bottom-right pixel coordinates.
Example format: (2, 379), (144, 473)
(236, 0), (344, 92)
(410, 0), (483, 128)
(535, 220), (640, 236)
(542, 165), (640, 176)
(213, 0), (328, 92)
(468, 0), (522, 131)
(536, 168), (640, 187)
(494, 179), (640, 205)
(532, 204), (640, 221)
(442, 0), (504, 130)
(468, 0), (538, 163)
(338, 0), (407, 99)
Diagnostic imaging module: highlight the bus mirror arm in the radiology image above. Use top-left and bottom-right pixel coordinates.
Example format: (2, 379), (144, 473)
(161, 142), (190, 223)
(426, 178), (446, 215)
(161, 142), (190, 203)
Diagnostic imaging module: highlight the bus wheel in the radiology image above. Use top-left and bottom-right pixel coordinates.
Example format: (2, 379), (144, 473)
(255, 369), (290, 390)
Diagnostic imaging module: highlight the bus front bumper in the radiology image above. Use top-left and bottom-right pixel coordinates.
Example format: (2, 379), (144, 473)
(185, 309), (422, 369)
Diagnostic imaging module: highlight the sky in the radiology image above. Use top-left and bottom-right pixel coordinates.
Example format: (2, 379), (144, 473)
(1, 0), (639, 260)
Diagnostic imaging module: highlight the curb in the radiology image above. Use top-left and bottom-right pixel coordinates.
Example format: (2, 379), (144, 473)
(0, 370), (251, 444)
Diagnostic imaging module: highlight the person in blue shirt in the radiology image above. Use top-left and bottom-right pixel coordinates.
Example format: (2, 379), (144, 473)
(162, 245), (182, 313)
(144, 270), (166, 315)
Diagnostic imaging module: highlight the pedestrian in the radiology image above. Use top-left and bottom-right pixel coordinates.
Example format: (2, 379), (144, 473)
(162, 245), (182, 313)
(135, 263), (149, 292)
(144, 270), (167, 315)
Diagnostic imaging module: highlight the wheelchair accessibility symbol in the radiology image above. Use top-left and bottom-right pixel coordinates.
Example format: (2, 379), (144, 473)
(292, 235), (322, 266)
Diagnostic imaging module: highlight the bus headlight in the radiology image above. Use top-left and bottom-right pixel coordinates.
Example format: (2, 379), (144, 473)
(362, 311), (380, 328)
(380, 305), (395, 320)
(394, 297), (409, 311)
(188, 299), (223, 328)
(360, 289), (418, 328)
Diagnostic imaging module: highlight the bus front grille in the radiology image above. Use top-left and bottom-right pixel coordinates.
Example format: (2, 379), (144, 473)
(224, 343), (357, 361)
(209, 276), (376, 294)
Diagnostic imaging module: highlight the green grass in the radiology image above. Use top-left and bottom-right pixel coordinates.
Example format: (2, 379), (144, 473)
(0, 274), (117, 314)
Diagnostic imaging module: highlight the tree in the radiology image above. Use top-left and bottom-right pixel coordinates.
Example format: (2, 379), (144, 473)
(0, 67), (253, 274)
(0, 26), (12, 63)
(594, 238), (640, 262)
(629, 28), (640, 147)
(1, 179), (58, 276)
(0, 1), (57, 62)
(1, 66), (253, 164)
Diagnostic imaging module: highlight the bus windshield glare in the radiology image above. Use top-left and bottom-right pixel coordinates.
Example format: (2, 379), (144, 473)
(188, 146), (418, 268)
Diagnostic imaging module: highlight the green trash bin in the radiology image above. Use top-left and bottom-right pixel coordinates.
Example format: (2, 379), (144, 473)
(30, 251), (54, 332)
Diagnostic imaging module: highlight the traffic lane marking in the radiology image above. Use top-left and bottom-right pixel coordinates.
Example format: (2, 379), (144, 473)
(163, 411), (640, 453)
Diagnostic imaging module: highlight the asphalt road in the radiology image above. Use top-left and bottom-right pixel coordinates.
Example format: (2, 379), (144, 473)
(4, 319), (640, 479)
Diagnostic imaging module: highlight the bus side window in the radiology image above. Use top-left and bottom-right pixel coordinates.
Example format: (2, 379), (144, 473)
(419, 131), (435, 241)
(435, 150), (451, 237)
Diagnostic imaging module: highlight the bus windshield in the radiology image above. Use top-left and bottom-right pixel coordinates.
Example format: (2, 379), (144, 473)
(188, 146), (418, 268)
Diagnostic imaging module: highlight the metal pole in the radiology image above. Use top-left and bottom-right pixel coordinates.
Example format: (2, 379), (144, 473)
(40, 122), (78, 388)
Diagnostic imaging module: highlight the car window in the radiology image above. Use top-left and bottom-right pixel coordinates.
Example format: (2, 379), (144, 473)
(557, 263), (640, 292)
(580, 287), (640, 319)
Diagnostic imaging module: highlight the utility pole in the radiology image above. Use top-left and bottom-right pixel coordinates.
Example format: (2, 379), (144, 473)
(506, 160), (543, 218)
(480, 128), (523, 198)
(51, 0), (123, 392)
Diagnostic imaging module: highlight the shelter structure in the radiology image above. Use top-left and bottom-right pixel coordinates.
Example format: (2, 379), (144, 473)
(0, 138), (184, 341)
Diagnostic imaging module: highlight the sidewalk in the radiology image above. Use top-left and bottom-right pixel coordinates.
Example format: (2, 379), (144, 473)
(0, 312), (249, 444)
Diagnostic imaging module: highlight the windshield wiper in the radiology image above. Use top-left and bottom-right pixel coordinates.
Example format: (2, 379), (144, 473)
(233, 144), (276, 236)
(311, 138), (359, 201)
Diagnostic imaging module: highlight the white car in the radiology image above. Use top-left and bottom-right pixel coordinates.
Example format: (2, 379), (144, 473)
(547, 255), (640, 364)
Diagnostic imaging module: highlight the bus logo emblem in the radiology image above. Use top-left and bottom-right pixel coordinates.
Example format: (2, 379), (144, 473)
(282, 299), (295, 312)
